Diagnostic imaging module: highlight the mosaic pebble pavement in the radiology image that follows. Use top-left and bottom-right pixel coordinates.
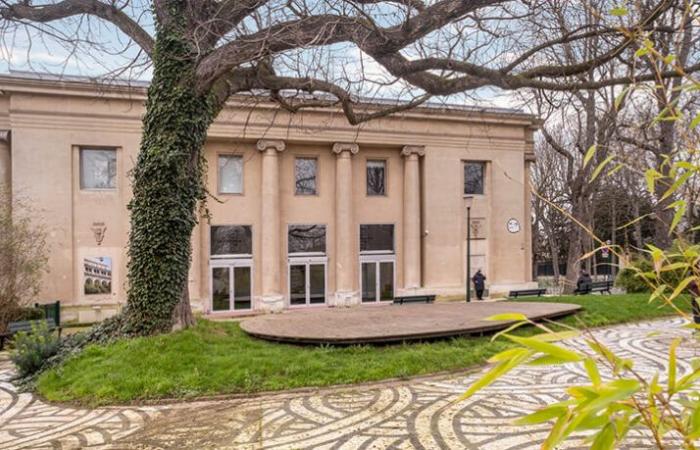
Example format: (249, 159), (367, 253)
(1, 317), (698, 449)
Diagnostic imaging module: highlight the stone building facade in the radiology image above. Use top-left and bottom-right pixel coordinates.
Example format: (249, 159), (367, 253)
(0, 73), (538, 323)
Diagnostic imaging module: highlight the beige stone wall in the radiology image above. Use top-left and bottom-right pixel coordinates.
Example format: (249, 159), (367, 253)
(0, 75), (538, 321)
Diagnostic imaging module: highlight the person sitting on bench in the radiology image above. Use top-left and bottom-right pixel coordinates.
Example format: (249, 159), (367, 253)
(472, 269), (486, 301)
(576, 270), (592, 293)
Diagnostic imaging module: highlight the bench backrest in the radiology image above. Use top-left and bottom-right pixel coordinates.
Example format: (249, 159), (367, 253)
(8, 319), (56, 334)
(34, 301), (61, 327)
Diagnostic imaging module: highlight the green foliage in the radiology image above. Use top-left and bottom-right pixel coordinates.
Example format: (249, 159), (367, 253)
(0, 188), (49, 333)
(35, 294), (686, 406)
(616, 258), (654, 292)
(10, 321), (61, 378)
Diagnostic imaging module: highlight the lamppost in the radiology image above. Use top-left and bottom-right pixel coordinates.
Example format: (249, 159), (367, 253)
(465, 196), (474, 303)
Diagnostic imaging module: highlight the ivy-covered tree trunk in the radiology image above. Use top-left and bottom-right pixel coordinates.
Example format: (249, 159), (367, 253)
(122, 7), (215, 335)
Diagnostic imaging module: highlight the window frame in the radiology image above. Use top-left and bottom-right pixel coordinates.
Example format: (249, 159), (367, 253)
(463, 160), (486, 196)
(217, 153), (244, 195)
(359, 223), (395, 255)
(209, 225), (254, 259)
(287, 223), (327, 257)
(294, 156), (319, 196)
(79, 147), (118, 191)
(366, 159), (387, 196)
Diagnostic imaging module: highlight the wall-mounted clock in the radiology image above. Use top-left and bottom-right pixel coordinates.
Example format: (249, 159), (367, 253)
(507, 218), (520, 233)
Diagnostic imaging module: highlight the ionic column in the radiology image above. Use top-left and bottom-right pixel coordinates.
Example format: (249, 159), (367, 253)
(402, 145), (425, 290)
(257, 139), (286, 312)
(332, 143), (360, 307)
(0, 130), (10, 200)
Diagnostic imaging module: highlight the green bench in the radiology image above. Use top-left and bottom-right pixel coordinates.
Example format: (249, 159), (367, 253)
(574, 281), (613, 295)
(393, 295), (436, 305)
(0, 301), (62, 351)
(508, 288), (546, 298)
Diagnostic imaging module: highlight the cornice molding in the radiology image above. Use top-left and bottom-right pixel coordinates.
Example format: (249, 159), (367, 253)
(401, 145), (426, 157)
(332, 142), (359, 155)
(256, 139), (286, 152)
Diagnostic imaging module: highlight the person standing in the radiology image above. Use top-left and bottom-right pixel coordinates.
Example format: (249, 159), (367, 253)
(472, 269), (486, 300)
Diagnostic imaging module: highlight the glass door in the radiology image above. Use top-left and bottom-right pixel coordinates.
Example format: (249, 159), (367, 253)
(288, 259), (326, 306)
(361, 259), (394, 302)
(210, 261), (252, 312)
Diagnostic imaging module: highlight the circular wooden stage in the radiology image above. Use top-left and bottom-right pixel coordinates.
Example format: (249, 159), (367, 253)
(240, 301), (582, 345)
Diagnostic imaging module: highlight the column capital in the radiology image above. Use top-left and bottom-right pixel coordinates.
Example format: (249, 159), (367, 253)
(256, 139), (285, 152)
(332, 142), (359, 155)
(0, 130), (10, 145)
(401, 145), (425, 157)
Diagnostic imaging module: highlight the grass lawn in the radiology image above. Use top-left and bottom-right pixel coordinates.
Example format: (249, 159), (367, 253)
(36, 294), (692, 406)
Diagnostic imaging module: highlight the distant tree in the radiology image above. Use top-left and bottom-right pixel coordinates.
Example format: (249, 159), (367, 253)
(0, 189), (49, 332)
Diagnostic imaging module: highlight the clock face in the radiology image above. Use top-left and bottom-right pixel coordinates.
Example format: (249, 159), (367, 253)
(507, 218), (520, 233)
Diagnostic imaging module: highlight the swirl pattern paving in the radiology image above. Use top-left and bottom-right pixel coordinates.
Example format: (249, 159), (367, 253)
(0, 317), (698, 449)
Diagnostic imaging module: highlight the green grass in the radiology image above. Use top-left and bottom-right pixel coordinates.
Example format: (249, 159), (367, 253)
(37, 294), (691, 406)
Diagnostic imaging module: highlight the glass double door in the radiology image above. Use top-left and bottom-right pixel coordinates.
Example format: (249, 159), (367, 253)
(361, 259), (394, 302)
(289, 259), (326, 306)
(211, 262), (252, 312)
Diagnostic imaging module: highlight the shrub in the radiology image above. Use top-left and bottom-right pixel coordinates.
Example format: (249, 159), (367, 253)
(616, 258), (653, 293)
(616, 252), (689, 294)
(10, 321), (60, 377)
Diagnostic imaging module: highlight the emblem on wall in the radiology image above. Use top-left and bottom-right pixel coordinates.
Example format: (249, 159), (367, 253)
(91, 222), (107, 246)
(470, 218), (487, 239)
(507, 218), (521, 233)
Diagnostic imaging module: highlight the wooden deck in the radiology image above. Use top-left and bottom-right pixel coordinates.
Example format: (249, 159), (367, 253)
(240, 301), (582, 344)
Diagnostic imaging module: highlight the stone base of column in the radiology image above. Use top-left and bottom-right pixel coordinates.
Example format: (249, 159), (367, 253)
(258, 294), (285, 313)
(331, 291), (361, 307)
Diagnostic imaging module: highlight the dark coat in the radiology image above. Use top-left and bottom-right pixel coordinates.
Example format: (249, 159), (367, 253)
(472, 272), (486, 289)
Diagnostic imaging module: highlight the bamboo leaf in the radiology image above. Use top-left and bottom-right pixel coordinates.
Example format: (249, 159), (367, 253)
(668, 275), (695, 301)
(514, 405), (568, 425)
(668, 200), (687, 234)
(691, 112), (700, 129)
(485, 313), (528, 322)
(590, 423), (616, 450)
(584, 358), (601, 387)
(583, 145), (597, 167)
(506, 335), (582, 362)
(610, 6), (628, 16)
(459, 348), (532, 401)
(668, 338), (680, 394)
(590, 155), (615, 182)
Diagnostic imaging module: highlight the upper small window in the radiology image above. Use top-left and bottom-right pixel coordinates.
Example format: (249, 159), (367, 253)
(211, 225), (252, 257)
(295, 157), (317, 195)
(360, 224), (394, 253)
(80, 149), (116, 190)
(288, 224), (326, 254)
(366, 160), (386, 196)
(218, 155), (243, 194)
(464, 162), (485, 195)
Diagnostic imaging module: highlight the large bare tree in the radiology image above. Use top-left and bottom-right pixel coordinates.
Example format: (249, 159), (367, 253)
(1, 0), (696, 336)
